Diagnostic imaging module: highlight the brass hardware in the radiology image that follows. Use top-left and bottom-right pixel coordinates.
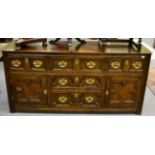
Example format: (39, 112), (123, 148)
(75, 59), (80, 69)
(111, 61), (121, 69)
(124, 60), (130, 72)
(105, 90), (109, 96)
(25, 58), (29, 65)
(86, 78), (95, 85)
(74, 76), (79, 83)
(58, 78), (68, 86)
(43, 89), (47, 95)
(74, 93), (79, 98)
(58, 96), (67, 103)
(132, 61), (142, 69)
(85, 96), (94, 103)
(58, 60), (68, 68)
(33, 60), (43, 68)
(16, 87), (22, 91)
(86, 61), (96, 69)
(11, 59), (21, 67)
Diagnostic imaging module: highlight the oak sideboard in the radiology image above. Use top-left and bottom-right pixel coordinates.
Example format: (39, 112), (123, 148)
(2, 40), (151, 114)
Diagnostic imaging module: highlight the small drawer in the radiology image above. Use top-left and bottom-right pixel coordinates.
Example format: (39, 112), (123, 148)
(107, 59), (123, 72)
(80, 59), (104, 72)
(52, 59), (74, 71)
(108, 58), (144, 72)
(79, 93), (101, 107)
(50, 76), (74, 88)
(8, 58), (25, 70)
(49, 91), (101, 108)
(50, 93), (73, 107)
(29, 57), (47, 71)
(79, 76), (101, 89)
(129, 60), (144, 72)
(7, 55), (47, 71)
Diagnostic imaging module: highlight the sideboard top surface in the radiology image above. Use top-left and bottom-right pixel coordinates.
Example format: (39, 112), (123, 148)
(2, 41), (152, 55)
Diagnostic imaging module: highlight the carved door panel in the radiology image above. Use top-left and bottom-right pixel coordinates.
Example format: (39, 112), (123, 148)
(9, 74), (47, 105)
(106, 76), (142, 108)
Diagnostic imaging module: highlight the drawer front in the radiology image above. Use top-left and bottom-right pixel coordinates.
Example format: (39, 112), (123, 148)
(51, 76), (74, 88)
(28, 57), (47, 71)
(49, 76), (102, 89)
(79, 76), (102, 89)
(107, 56), (145, 72)
(79, 59), (104, 72)
(51, 59), (74, 71)
(107, 59), (123, 72)
(49, 92), (73, 107)
(49, 91), (101, 108)
(129, 59), (144, 72)
(79, 93), (101, 107)
(8, 57), (25, 70)
(7, 55), (47, 71)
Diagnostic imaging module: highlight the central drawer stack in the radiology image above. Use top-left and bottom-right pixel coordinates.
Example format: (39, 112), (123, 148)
(48, 55), (105, 109)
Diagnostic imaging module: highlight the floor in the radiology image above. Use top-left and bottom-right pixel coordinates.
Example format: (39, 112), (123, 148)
(0, 39), (155, 116)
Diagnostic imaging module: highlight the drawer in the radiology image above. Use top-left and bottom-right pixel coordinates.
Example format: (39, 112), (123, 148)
(129, 59), (144, 72)
(28, 57), (47, 71)
(7, 55), (47, 71)
(79, 59), (104, 72)
(8, 57), (25, 70)
(49, 76), (102, 89)
(79, 76), (102, 89)
(49, 91), (101, 108)
(107, 59), (123, 72)
(50, 76), (74, 88)
(49, 92), (73, 107)
(51, 59), (74, 71)
(79, 93), (101, 107)
(107, 57), (145, 72)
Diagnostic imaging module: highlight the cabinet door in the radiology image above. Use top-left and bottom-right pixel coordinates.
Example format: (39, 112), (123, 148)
(106, 76), (142, 108)
(8, 74), (47, 105)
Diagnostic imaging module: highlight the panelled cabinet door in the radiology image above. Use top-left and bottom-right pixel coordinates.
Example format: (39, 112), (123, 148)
(9, 75), (47, 105)
(106, 76), (142, 108)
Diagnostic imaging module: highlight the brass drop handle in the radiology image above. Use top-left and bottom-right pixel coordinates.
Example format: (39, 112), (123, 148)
(16, 87), (22, 91)
(33, 60), (43, 68)
(132, 61), (142, 69)
(58, 60), (68, 68)
(58, 78), (68, 86)
(111, 61), (121, 69)
(86, 61), (96, 69)
(11, 59), (21, 67)
(105, 90), (109, 96)
(43, 89), (47, 95)
(85, 96), (94, 103)
(86, 78), (95, 85)
(58, 96), (68, 103)
(74, 93), (79, 98)
(74, 76), (80, 85)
